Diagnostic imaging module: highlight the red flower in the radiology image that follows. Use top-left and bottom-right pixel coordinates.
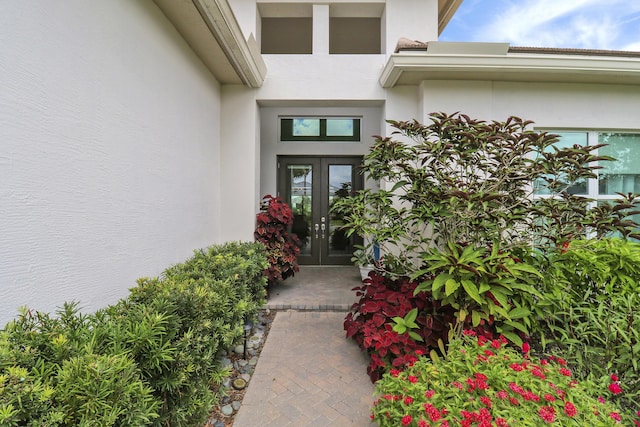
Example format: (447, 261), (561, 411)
(611, 373), (619, 382)
(610, 412), (621, 422)
(390, 369), (401, 377)
(491, 339), (501, 349)
(609, 383), (623, 394)
(480, 396), (492, 408)
(564, 401), (577, 417)
(510, 363), (524, 372)
(543, 393), (556, 402)
(418, 420), (428, 427)
(558, 367), (572, 377)
(425, 390), (435, 398)
(495, 390), (508, 399)
(402, 414), (413, 426)
(522, 342), (530, 354)
(404, 396), (414, 405)
(408, 375), (418, 384)
(538, 406), (556, 423)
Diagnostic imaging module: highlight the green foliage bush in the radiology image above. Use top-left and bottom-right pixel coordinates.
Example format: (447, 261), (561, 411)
(0, 241), (268, 427)
(372, 334), (637, 426)
(532, 238), (640, 411)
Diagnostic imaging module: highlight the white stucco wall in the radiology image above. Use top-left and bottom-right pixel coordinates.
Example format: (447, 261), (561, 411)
(420, 80), (640, 131)
(0, 1), (223, 325)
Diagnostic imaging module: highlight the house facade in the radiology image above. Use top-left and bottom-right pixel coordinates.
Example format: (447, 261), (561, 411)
(2, 0), (640, 325)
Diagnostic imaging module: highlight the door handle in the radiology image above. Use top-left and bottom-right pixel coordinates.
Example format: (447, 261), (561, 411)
(321, 223), (326, 239)
(314, 224), (319, 239)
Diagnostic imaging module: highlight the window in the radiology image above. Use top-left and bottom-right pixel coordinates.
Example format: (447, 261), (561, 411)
(261, 18), (312, 54)
(535, 131), (640, 200)
(330, 17), (381, 54)
(533, 130), (640, 239)
(280, 117), (361, 142)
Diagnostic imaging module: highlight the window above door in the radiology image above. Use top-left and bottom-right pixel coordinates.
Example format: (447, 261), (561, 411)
(280, 117), (361, 142)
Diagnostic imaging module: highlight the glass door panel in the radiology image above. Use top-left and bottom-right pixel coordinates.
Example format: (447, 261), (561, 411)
(278, 156), (363, 265)
(328, 164), (354, 258)
(288, 165), (313, 256)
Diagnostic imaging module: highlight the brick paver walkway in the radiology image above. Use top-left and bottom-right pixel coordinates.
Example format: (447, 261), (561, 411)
(233, 310), (376, 426)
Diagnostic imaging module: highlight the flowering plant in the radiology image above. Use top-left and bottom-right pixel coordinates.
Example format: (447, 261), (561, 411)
(372, 333), (638, 426)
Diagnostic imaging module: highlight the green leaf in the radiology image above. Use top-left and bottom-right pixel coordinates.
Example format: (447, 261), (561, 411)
(445, 279), (461, 296)
(471, 310), (481, 327)
(461, 280), (482, 304)
(409, 331), (424, 342)
(390, 180), (409, 192)
(432, 274), (452, 294)
(507, 307), (531, 320)
(499, 329), (523, 347)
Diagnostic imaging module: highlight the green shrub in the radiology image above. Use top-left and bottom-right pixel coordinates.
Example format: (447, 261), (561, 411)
(0, 241), (269, 427)
(372, 334), (638, 426)
(531, 238), (640, 412)
(56, 353), (158, 426)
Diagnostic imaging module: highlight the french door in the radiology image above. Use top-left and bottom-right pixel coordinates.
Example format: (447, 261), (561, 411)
(277, 156), (364, 265)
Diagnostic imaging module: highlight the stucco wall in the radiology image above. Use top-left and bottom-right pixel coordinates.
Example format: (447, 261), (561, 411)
(420, 80), (640, 131)
(0, 1), (222, 325)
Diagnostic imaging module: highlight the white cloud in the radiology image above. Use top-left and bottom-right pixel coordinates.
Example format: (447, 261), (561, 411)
(465, 0), (640, 50)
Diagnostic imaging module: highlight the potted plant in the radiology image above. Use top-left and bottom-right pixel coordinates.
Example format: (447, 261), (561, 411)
(351, 244), (375, 280)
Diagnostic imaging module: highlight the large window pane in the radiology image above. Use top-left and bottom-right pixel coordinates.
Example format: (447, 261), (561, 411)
(598, 133), (640, 195)
(293, 119), (320, 136)
(534, 132), (588, 195)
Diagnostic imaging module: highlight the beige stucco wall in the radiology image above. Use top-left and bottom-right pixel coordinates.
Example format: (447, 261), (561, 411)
(420, 80), (640, 131)
(0, 1), (223, 325)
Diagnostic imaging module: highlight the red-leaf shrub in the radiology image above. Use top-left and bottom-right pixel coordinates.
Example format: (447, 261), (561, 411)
(254, 195), (300, 286)
(345, 270), (498, 382)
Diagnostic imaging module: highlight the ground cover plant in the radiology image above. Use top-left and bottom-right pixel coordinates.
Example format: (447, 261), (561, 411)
(334, 112), (640, 421)
(372, 333), (639, 426)
(0, 241), (268, 427)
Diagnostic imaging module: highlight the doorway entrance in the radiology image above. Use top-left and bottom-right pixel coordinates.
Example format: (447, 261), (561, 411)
(277, 156), (364, 265)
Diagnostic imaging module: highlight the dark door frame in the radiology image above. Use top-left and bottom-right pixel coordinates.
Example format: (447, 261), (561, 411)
(277, 155), (364, 265)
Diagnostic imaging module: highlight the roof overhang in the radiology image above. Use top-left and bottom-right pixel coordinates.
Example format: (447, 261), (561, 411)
(154, 0), (266, 87)
(380, 42), (640, 88)
(438, 0), (463, 35)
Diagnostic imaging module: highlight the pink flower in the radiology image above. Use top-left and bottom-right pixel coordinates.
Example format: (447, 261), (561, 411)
(402, 414), (413, 426)
(522, 342), (530, 354)
(609, 383), (623, 395)
(611, 373), (619, 382)
(543, 393), (556, 402)
(440, 421), (450, 427)
(564, 401), (577, 417)
(418, 420), (428, 427)
(510, 363), (524, 372)
(610, 412), (621, 422)
(404, 396), (414, 405)
(425, 390), (435, 398)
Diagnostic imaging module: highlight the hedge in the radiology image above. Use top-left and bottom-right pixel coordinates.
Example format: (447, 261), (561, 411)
(0, 241), (268, 427)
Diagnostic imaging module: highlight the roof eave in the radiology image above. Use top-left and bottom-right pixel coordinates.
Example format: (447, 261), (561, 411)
(381, 43), (640, 88)
(438, 0), (463, 35)
(154, 0), (266, 88)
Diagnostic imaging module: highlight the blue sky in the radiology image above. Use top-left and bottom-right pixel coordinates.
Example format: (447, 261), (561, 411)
(440, 0), (640, 51)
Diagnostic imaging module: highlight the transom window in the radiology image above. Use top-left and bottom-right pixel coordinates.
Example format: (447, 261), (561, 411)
(280, 117), (361, 142)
